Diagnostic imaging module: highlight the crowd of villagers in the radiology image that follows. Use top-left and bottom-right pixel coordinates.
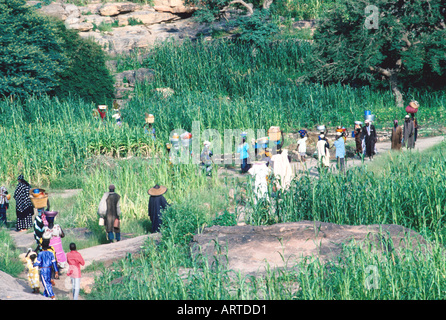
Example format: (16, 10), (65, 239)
(0, 103), (419, 299)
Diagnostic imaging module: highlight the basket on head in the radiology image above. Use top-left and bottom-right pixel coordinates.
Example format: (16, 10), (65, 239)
(30, 188), (46, 198)
(30, 193), (48, 209)
(145, 113), (154, 124)
(268, 126), (281, 141)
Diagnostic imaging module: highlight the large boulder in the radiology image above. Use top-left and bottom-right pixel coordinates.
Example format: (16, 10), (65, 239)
(152, 0), (196, 14)
(79, 25), (154, 55)
(117, 10), (180, 26)
(38, 2), (68, 20)
(191, 221), (429, 275)
(0, 270), (48, 300)
(99, 2), (138, 16)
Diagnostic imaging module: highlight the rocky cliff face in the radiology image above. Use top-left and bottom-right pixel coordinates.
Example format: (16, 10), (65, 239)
(28, 1), (203, 56)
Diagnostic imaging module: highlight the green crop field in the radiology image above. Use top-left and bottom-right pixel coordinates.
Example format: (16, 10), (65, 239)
(1, 1), (446, 301)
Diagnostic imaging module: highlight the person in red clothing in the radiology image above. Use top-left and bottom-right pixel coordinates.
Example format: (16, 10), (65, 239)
(66, 242), (85, 300)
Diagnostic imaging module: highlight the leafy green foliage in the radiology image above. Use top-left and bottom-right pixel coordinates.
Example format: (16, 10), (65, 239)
(270, 0), (334, 20)
(0, 0), (66, 98)
(307, 0), (446, 92)
(0, 0), (114, 104)
(231, 9), (280, 48)
(51, 21), (115, 105)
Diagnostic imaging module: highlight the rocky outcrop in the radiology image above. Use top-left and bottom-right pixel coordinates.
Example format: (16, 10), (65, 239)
(191, 221), (428, 275)
(27, 1), (202, 55)
(0, 270), (49, 300)
(153, 0), (197, 14)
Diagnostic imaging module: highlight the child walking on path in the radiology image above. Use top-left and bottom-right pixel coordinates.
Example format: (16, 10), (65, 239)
(67, 242), (85, 300)
(25, 249), (40, 294)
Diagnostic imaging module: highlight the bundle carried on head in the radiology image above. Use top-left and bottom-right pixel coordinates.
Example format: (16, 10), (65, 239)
(406, 100), (419, 114)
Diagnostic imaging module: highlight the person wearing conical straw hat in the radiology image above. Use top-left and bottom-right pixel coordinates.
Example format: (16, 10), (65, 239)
(148, 184), (169, 233)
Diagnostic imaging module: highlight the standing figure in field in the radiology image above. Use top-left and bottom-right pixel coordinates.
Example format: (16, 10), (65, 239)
(238, 135), (251, 173)
(391, 119), (403, 151)
(403, 115), (415, 149)
(14, 175), (34, 232)
(98, 184), (121, 243)
(334, 132), (346, 173)
(0, 186), (10, 226)
(410, 113), (419, 143)
(354, 127), (363, 159)
(361, 120), (377, 161)
(34, 241), (59, 299)
(144, 123), (156, 141)
(200, 141), (213, 176)
(148, 184), (169, 233)
(316, 135), (330, 168)
(297, 130), (308, 163)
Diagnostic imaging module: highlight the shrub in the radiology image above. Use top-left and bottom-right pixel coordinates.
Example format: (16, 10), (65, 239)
(0, 0), (67, 98)
(51, 21), (115, 105)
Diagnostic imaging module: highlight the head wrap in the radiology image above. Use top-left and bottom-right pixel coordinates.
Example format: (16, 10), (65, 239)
(0, 186), (8, 205)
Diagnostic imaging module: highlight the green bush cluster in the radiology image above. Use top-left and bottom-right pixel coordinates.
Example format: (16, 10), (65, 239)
(0, 0), (114, 105)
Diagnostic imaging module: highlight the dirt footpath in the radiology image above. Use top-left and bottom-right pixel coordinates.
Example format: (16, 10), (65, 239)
(292, 135), (445, 176)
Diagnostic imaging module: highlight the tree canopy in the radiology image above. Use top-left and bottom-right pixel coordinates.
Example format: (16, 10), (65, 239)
(0, 0), (114, 104)
(0, 0), (66, 98)
(307, 0), (446, 107)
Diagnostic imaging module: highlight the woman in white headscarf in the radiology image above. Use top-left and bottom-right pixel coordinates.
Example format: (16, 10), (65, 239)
(317, 135), (330, 168)
(0, 186), (10, 226)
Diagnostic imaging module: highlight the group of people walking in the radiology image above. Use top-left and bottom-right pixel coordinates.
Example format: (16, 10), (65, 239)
(1, 173), (170, 300)
(390, 114), (418, 151)
(313, 113), (419, 172)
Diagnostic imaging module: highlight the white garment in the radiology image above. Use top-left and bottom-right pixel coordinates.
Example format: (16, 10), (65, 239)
(316, 140), (326, 162)
(316, 140), (330, 167)
(97, 192), (121, 218)
(271, 150), (293, 190)
(297, 137), (307, 153)
(42, 224), (63, 240)
(248, 163), (271, 200)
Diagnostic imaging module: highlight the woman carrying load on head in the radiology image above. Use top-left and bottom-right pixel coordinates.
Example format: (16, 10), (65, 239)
(42, 211), (67, 269)
(13, 174), (34, 232)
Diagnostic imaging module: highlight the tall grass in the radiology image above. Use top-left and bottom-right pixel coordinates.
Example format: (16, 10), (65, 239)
(0, 229), (24, 277)
(245, 142), (446, 243)
(88, 225), (446, 300)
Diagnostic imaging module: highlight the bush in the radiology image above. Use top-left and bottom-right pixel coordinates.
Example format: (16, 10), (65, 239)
(0, 0), (67, 98)
(51, 21), (115, 105)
